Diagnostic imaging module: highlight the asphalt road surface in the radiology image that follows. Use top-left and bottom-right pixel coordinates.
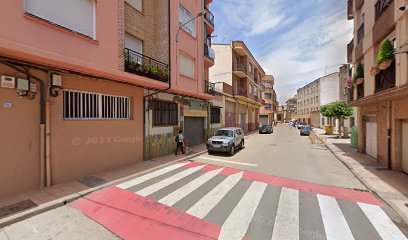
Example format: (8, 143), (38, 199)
(1, 125), (407, 240)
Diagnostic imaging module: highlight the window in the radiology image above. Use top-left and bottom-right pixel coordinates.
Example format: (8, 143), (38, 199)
(248, 63), (252, 73)
(265, 93), (272, 99)
(249, 84), (253, 94)
(125, 33), (143, 54)
(211, 107), (221, 124)
(179, 4), (196, 37)
(63, 90), (130, 120)
(25, 0), (96, 39)
(179, 53), (195, 78)
(126, 0), (142, 12)
(150, 100), (178, 126)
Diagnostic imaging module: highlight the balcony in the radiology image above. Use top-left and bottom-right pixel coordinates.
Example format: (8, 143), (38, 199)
(233, 64), (248, 78)
(204, 44), (215, 61)
(355, 25), (364, 61)
(254, 76), (259, 83)
(348, 87), (354, 102)
(205, 80), (216, 96)
(124, 48), (170, 83)
(347, 38), (354, 63)
(375, 61), (396, 92)
(373, 0), (395, 45)
(204, 8), (215, 28)
(357, 24), (364, 44)
(235, 87), (247, 97)
(348, 0), (354, 19)
(223, 83), (233, 95)
(357, 83), (364, 99)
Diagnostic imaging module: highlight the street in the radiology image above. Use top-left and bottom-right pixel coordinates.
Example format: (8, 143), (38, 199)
(1, 125), (407, 240)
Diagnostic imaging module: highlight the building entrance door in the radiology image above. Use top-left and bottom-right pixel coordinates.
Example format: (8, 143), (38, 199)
(402, 122), (408, 174)
(365, 117), (377, 159)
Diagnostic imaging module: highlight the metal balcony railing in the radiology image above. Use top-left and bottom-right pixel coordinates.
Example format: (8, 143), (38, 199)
(375, 0), (394, 21)
(234, 64), (248, 74)
(205, 80), (216, 96)
(375, 61), (396, 92)
(357, 83), (364, 99)
(357, 24), (365, 43)
(204, 44), (215, 60)
(235, 87), (247, 97)
(204, 8), (215, 27)
(124, 48), (170, 83)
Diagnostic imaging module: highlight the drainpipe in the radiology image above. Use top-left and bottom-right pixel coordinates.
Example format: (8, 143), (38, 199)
(387, 101), (392, 169)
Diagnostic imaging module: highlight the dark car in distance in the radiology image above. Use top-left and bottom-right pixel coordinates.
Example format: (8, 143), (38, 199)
(297, 122), (307, 129)
(259, 125), (273, 134)
(300, 125), (313, 136)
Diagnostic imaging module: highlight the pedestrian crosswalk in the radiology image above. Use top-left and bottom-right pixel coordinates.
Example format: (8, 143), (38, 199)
(113, 162), (407, 240)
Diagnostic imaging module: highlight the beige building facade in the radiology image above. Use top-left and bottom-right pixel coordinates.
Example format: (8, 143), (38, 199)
(347, 0), (408, 172)
(260, 75), (276, 125)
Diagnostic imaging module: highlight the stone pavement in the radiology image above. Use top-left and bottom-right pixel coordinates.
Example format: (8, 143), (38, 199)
(314, 128), (408, 225)
(0, 143), (208, 228)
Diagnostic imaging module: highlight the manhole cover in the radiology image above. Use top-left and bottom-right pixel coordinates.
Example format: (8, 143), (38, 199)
(0, 199), (37, 218)
(79, 176), (107, 188)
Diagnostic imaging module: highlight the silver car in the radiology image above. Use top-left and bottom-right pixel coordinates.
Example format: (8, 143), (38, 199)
(206, 128), (245, 156)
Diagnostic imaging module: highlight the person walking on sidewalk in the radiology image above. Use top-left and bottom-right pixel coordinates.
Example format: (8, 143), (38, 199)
(175, 129), (185, 155)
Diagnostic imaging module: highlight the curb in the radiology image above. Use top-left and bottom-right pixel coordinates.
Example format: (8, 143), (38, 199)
(0, 150), (208, 229)
(314, 133), (408, 225)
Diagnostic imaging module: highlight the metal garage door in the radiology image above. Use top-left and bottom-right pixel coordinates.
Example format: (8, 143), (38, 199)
(240, 113), (247, 132)
(260, 115), (269, 125)
(184, 117), (204, 147)
(402, 122), (408, 174)
(365, 117), (377, 159)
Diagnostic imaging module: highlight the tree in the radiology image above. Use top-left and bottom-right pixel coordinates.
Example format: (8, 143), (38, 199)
(321, 101), (354, 137)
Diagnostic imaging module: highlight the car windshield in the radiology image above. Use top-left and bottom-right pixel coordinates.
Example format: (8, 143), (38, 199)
(261, 125), (271, 129)
(302, 126), (312, 130)
(215, 130), (234, 137)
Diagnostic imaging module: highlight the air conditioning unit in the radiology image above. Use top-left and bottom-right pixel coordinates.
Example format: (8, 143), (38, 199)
(1, 76), (16, 89)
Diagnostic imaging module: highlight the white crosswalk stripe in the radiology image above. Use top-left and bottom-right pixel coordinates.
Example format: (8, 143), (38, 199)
(358, 202), (407, 240)
(116, 162), (189, 189)
(318, 194), (355, 240)
(186, 171), (243, 219)
(272, 187), (300, 240)
(118, 163), (407, 240)
(158, 168), (224, 206)
(136, 165), (205, 197)
(218, 181), (267, 240)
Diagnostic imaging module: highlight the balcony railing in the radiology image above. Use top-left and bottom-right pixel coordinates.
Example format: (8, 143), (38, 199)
(375, 0), (394, 21)
(205, 80), (216, 96)
(234, 64), (248, 73)
(347, 38), (354, 63)
(357, 24), (365, 43)
(223, 83), (233, 95)
(254, 95), (259, 102)
(254, 76), (259, 83)
(204, 8), (215, 27)
(204, 44), (215, 60)
(375, 61), (396, 92)
(357, 83), (364, 99)
(235, 87), (247, 97)
(348, 87), (354, 102)
(124, 48), (170, 83)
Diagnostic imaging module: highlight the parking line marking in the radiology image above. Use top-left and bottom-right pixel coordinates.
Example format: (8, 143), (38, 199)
(197, 156), (258, 167)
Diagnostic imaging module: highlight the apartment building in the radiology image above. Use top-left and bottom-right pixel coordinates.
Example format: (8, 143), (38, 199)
(209, 41), (265, 132)
(0, 0), (215, 199)
(260, 75), (276, 125)
(347, 0), (408, 173)
(285, 95), (298, 121)
(297, 73), (340, 127)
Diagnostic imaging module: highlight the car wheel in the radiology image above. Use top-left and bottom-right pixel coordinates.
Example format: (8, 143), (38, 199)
(240, 140), (245, 149)
(229, 144), (235, 156)
(208, 150), (213, 155)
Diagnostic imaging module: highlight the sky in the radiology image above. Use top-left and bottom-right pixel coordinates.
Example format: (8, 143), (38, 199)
(211, 0), (353, 104)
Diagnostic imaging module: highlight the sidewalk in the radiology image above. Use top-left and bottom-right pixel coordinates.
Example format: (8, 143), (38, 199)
(0, 144), (208, 228)
(314, 128), (408, 225)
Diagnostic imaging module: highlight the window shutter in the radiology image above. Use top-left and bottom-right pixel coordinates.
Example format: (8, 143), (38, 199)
(179, 53), (194, 78)
(25, 0), (95, 39)
(125, 33), (143, 54)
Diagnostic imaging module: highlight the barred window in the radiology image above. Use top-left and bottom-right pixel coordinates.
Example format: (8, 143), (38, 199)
(63, 90), (130, 120)
(211, 107), (221, 124)
(150, 100), (178, 126)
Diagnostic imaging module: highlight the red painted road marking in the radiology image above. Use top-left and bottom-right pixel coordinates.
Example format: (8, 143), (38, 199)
(72, 187), (223, 240)
(179, 162), (383, 206)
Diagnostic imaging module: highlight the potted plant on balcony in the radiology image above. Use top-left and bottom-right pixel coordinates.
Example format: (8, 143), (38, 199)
(369, 65), (380, 76)
(376, 39), (394, 70)
(353, 63), (364, 85)
(345, 77), (354, 88)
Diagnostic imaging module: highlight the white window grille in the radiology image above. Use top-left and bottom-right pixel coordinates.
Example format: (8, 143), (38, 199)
(63, 90), (130, 120)
(25, 0), (96, 39)
(179, 4), (196, 37)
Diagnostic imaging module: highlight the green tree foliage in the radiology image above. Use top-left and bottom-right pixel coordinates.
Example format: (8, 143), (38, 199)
(376, 39), (394, 65)
(353, 63), (364, 82)
(321, 101), (353, 120)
